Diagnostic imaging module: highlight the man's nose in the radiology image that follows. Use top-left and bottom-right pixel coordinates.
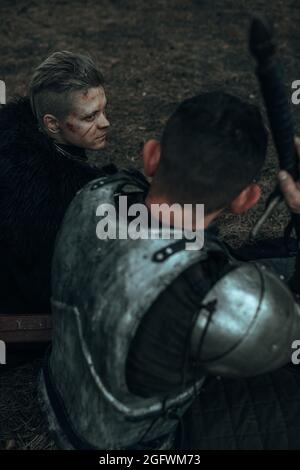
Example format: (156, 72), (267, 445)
(97, 113), (110, 129)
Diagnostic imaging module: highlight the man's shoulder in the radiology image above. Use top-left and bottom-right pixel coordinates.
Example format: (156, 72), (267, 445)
(78, 166), (148, 199)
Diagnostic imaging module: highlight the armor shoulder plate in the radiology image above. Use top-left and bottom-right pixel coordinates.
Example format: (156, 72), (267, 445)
(190, 262), (300, 377)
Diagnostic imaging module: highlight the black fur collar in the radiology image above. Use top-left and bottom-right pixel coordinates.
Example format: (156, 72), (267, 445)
(0, 96), (52, 152)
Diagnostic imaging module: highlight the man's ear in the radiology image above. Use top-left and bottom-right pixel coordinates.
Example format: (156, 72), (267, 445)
(230, 184), (261, 214)
(142, 139), (161, 177)
(43, 114), (61, 134)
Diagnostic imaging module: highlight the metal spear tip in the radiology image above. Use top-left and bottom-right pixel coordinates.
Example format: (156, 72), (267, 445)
(249, 15), (276, 61)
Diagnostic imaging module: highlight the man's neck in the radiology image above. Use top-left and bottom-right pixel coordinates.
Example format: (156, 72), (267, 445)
(43, 129), (65, 145)
(145, 192), (219, 230)
(42, 130), (86, 160)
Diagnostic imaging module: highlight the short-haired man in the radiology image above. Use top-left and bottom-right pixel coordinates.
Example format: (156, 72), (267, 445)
(41, 92), (300, 449)
(29, 51), (110, 151)
(0, 51), (115, 314)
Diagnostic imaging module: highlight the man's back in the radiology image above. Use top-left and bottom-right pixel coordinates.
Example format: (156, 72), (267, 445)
(126, 227), (232, 396)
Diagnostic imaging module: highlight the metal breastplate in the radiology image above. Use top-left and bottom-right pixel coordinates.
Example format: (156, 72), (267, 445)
(40, 169), (224, 450)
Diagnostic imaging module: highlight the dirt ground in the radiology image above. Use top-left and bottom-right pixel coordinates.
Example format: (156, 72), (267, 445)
(1, 0), (300, 450)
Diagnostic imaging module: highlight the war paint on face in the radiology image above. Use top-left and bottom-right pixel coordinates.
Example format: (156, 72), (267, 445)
(59, 86), (110, 150)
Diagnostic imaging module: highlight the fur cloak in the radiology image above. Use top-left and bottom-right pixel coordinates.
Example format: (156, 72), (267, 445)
(0, 97), (116, 313)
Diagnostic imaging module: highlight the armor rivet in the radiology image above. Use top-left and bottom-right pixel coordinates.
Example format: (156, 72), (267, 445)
(156, 253), (164, 260)
(166, 247), (173, 255)
(279, 275), (285, 280)
(272, 344), (278, 351)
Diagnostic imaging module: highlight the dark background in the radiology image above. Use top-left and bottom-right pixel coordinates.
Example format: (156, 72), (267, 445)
(0, 0), (300, 449)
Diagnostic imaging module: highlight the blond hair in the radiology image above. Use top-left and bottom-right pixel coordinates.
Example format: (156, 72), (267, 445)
(28, 51), (104, 126)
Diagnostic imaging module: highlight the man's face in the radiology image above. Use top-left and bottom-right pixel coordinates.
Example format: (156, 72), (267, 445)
(59, 86), (110, 150)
